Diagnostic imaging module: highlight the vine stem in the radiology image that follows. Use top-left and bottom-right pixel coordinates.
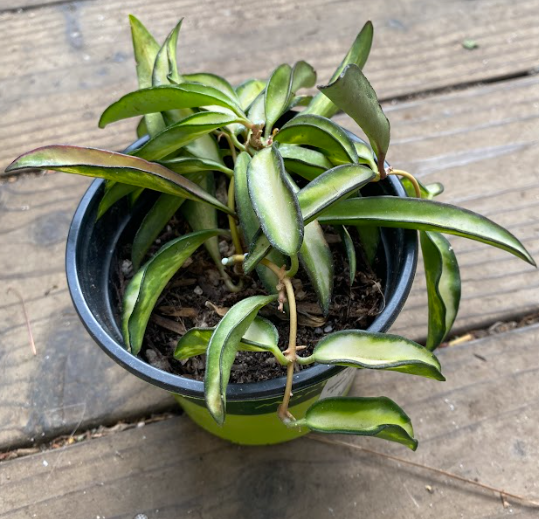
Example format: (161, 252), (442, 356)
(388, 169), (422, 198)
(307, 436), (539, 508)
(222, 254), (299, 422)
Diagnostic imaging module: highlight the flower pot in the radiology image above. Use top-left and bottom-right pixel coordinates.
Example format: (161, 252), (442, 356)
(66, 136), (418, 446)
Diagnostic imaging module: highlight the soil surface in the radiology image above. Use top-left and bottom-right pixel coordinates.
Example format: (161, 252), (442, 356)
(119, 215), (384, 384)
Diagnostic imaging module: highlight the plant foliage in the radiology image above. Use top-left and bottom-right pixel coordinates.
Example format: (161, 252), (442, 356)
(6, 18), (535, 450)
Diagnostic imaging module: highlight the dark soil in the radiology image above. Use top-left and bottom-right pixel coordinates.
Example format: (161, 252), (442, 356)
(119, 216), (384, 384)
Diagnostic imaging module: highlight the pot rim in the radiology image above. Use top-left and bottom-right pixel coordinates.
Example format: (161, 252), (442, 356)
(66, 153), (417, 402)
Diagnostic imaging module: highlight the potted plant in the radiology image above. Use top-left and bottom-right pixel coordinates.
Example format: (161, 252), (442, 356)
(7, 17), (534, 448)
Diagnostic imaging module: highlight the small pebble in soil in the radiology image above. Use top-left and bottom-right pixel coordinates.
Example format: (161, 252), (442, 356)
(324, 324), (333, 333)
(121, 259), (133, 277)
(193, 285), (203, 295)
(315, 327), (323, 335)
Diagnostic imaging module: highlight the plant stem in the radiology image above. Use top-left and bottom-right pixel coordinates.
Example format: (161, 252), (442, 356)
(388, 169), (422, 198)
(222, 254), (299, 421)
(307, 436), (539, 508)
(286, 254), (299, 278)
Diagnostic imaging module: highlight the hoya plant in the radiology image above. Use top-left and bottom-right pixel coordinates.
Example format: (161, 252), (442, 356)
(7, 18), (534, 451)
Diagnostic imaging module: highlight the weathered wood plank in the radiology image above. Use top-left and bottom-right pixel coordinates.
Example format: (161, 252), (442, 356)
(1, 325), (538, 519)
(0, 0), (90, 12)
(2, 0), (539, 170)
(0, 174), (174, 451)
(334, 74), (539, 341)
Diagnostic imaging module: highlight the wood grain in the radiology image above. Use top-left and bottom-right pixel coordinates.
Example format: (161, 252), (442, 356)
(2, 0), (539, 169)
(1, 324), (538, 519)
(334, 74), (539, 341)
(0, 174), (174, 451)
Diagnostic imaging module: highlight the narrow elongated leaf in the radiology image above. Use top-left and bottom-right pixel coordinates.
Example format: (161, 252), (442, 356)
(356, 225), (380, 267)
(124, 229), (222, 354)
(159, 156), (233, 176)
(235, 79), (265, 111)
(205, 294), (278, 425)
(247, 146), (304, 255)
(421, 231), (461, 350)
(99, 83), (245, 128)
(97, 182), (138, 220)
(279, 144), (333, 181)
(288, 175), (333, 314)
(131, 193), (186, 271)
(264, 64), (292, 137)
(181, 173), (237, 287)
(425, 182), (445, 198)
(319, 64), (390, 176)
(133, 111), (240, 161)
(184, 73), (239, 103)
(299, 396), (418, 450)
(129, 15), (165, 136)
(6, 146), (233, 215)
(244, 229), (272, 273)
(298, 163), (375, 223)
(304, 21), (373, 118)
(337, 226), (357, 286)
(318, 197), (536, 265)
(174, 316), (280, 360)
(274, 114), (358, 165)
(312, 330), (444, 380)
(152, 19), (183, 86)
(234, 152), (283, 290)
(300, 220), (334, 316)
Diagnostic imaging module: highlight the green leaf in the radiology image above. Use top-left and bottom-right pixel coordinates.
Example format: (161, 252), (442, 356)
(274, 113), (359, 165)
(287, 174), (333, 315)
(235, 79), (265, 111)
(337, 226), (357, 286)
(298, 163), (375, 223)
(6, 145), (233, 215)
(356, 225), (380, 267)
(131, 193), (186, 271)
(136, 117), (149, 138)
(319, 64), (390, 176)
(174, 316), (281, 360)
(183, 73), (239, 104)
(244, 229), (272, 274)
(353, 141), (377, 171)
(312, 330), (445, 380)
(234, 152), (283, 290)
(300, 220), (334, 316)
(97, 182), (138, 220)
(318, 196), (536, 265)
(123, 229), (222, 354)
(299, 396), (418, 450)
(304, 21), (373, 118)
(99, 83), (246, 128)
(132, 111), (240, 161)
(159, 156), (233, 176)
(247, 92), (266, 125)
(205, 294), (278, 425)
(247, 146), (304, 255)
(401, 178), (445, 200)
(290, 60), (317, 93)
(421, 231), (461, 350)
(152, 19), (183, 86)
(287, 95), (314, 110)
(264, 64), (292, 137)
(279, 144), (333, 181)
(425, 182), (445, 198)
(129, 15), (165, 136)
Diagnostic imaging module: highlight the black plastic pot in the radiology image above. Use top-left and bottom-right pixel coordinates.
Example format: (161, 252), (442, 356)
(66, 135), (418, 444)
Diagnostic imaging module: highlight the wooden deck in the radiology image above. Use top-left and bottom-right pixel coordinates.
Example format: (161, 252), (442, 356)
(0, 0), (538, 517)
